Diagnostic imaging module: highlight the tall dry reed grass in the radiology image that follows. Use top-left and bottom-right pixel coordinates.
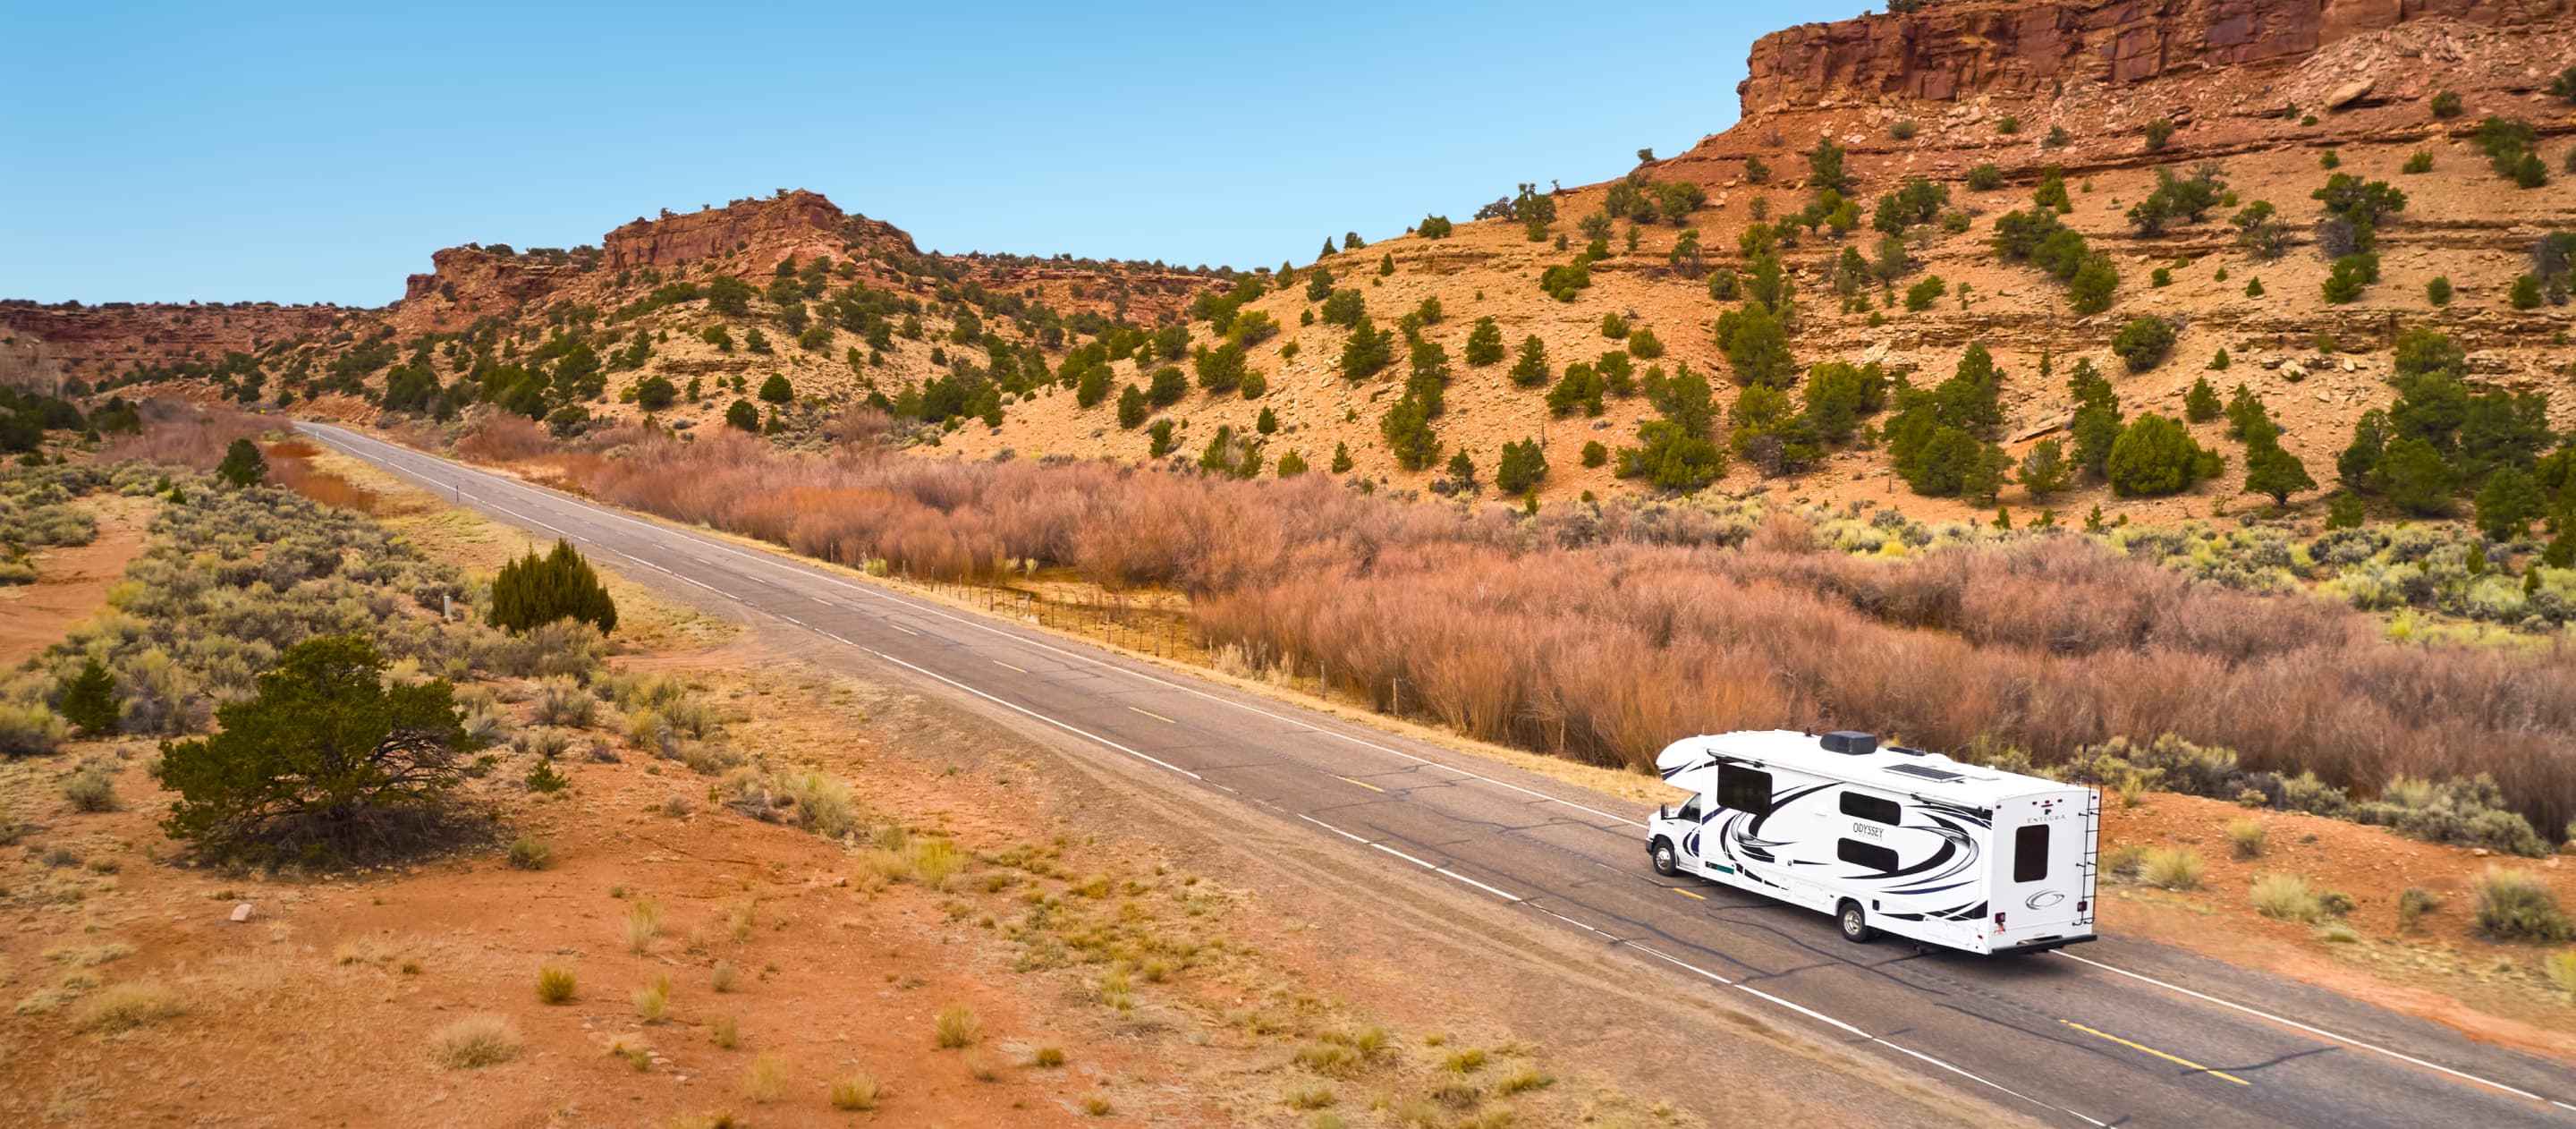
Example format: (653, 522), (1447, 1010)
(514, 423), (2576, 836)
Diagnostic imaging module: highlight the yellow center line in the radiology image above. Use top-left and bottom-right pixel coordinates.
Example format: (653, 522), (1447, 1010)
(888, 624), (919, 636)
(1671, 887), (1707, 900)
(1335, 776), (1386, 793)
(1128, 706), (1177, 724)
(2060, 1020), (2251, 1085)
(993, 659), (1027, 674)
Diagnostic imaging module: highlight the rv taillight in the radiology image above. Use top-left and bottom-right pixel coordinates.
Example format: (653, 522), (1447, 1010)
(2076, 900), (2088, 913)
(1993, 912), (2006, 929)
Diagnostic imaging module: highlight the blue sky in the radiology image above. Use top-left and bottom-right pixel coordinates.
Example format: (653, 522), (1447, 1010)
(1, 2), (1829, 307)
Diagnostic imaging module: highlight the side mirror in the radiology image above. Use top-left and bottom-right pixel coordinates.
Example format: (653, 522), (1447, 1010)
(1657, 803), (1670, 819)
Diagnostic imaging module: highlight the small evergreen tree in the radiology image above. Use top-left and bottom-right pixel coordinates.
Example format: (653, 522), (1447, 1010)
(758, 373), (793, 403)
(2474, 465), (2544, 539)
(216, 438), (267, 488)
(2241, 435), (2316, 506)
(725, 399), (758, 431)
(1116, 385), (1148, 429)
(1464, 318), (1505, 366)
(2106, 413), (2216, 497)
(1508, 335), (1550, 387)
(59, 658), (119, 736)
(489, 539), (618, 635)
(2184, 377), (2223, 422)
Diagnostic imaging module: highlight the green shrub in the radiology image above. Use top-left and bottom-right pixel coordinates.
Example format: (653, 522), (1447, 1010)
(2474, 868), (2575, 941)
(1903, 276), (1946, 312)
(489, 539), (616, 636)
(2106, 413), (2216, 497)
(1417, 216), (1453, 239)
(2398, 887), (2439, 930)
(2431, 89), (2462, 118)
(757, 374), (792, 403)
(2111, 316), (2176, 371)
(507, 835), (553, 870)
(2143, 119), (2175, 149)
(1967, 163), (2003, 191)
(2426, 276), (2453, 306)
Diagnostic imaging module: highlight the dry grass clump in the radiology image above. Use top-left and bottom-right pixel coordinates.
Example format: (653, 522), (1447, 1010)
(2224, 819), (2266, 860)
(2140, 846), (2205, 891)
(427, 1014), (521, 1068)
(934, 1003), (981, 1048)
(711, 959), (740, 993)
(606, 1033), (653, 1071)
(1031, 1045), (1066, 1068)
(829, 1073), (883, 1110)
(72, 981), (183, 1032)
(2545, 951), (2576, 992)
(740, 1052), (789, 1103)
(627, 897), (662, 953)
(709, 1013), (739, 1049)
(1285, 1083), (1336, 1109)
(2250, 873), (2325, 921)
(506, 835), (553, 870)
(535, 963), (577, 1004)
(634, 974), (673, 1022)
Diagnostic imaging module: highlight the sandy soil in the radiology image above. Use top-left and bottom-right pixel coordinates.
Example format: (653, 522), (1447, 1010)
(0, 495), (148, 671)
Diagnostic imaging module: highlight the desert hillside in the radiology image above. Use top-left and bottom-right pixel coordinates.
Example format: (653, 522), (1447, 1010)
(5, 0), (2575, 537)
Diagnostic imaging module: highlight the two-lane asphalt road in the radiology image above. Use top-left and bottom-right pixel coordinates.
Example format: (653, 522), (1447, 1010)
(301, 420), (2574, 1127)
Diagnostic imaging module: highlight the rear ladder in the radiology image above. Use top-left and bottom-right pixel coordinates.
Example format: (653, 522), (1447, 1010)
(2075, 786), (2101, 926)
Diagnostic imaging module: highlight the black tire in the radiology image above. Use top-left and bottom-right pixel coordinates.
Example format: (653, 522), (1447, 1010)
(1650, 837), (1681, 877)
(1837, 900), (1875, 944)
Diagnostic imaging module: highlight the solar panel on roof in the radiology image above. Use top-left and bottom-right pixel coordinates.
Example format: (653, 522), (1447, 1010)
(1886, 763), (1967, 782)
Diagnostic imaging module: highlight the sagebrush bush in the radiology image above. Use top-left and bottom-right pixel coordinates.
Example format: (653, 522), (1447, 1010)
(72, 981), (183, 1032)
(2141, 846), (2205, 890)
(2250, 873), (2324, 921)
(536, 963), (577, 1004)
(830, 1073), (883, 1110)
(2474, 869), (2574, 941)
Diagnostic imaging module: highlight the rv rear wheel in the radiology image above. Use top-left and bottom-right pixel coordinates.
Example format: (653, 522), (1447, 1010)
(1650, 838), (1680, 877)
(1837, 900), (1875, 943)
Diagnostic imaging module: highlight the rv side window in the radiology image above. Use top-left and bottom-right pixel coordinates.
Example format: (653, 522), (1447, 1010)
(2013, 824), (2050, 883)
(1716, 766), (1772, 815)
(1837, 838), (1899, 872)
(1839, 792), (1902, 826)
(1675, 796), (1703, 822)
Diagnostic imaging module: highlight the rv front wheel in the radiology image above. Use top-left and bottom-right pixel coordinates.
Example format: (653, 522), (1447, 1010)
(1837, 900), (1875, 944)
(1650, 838), (1680, 877)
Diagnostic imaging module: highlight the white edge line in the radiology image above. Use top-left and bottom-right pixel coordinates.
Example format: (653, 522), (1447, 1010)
(2056, 951), (2555, 1106)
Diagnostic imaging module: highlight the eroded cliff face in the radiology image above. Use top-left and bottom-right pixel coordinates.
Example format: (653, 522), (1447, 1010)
(602, 190), (914, 273)
(1740, 0), (2570, 114)
(0, 301), (347, 379)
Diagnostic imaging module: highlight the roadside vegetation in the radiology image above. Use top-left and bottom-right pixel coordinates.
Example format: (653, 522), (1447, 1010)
(462, 419), (2576, 850)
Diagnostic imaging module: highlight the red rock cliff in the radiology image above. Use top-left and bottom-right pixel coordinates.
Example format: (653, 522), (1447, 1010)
(602, 190), (916, 272)
(1740, 0), (2571, 113)
(0, 301), (346, 378)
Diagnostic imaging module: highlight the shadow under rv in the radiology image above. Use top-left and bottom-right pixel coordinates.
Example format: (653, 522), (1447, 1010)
(1648, 730), (2099, 955)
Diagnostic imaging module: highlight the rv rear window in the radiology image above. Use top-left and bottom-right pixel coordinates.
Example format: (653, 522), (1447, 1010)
(2013, 824), (2049, 883)
(1839, 792), (1902, 826)
(1716, 766), (1772, 815)
(1837, 838), (1899, 872)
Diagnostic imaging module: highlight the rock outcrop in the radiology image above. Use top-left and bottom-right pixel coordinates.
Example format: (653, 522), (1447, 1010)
(603, 190), (914, 272)
(1740, 0), (2570, 114)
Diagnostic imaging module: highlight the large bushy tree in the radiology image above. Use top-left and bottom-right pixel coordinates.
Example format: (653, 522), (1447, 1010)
(155, 637), (477, 862)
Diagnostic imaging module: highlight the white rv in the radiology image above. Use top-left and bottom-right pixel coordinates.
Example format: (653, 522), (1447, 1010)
(1648, 729), (2098, 955)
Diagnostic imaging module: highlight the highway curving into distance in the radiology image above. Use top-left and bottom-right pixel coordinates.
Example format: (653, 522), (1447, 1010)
(301, 420), (2574, 1128)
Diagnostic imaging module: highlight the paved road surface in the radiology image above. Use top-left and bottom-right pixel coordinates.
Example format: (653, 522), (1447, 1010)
(301, 420), (2575, 1128)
